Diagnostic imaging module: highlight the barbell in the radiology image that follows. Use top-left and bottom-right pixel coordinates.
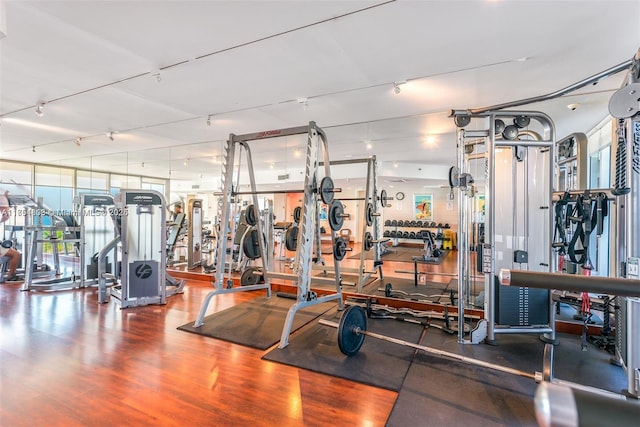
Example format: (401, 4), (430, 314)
(217, 176), (341, 204)
(319, 305), (553, 383)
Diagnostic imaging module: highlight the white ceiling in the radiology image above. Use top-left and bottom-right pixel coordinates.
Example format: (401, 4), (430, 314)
(1, 0), (639, 192)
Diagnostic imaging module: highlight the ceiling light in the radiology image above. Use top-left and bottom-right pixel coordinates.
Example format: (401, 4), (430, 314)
(184, 158), (190, 166)
(393, 162), (399, 168)
(297, 98), (309, 110)
(392, 81), (406, 94)
(106, 131), (115, 141)
(35, 103), (45, 117)
(75, 137), (82, 146)
(425, 135), (435, 145)
(365, 141), (372, 150)
(269, 163), (275, 169)
(567, 103), (580, 111)
(141, 162), (145, 168)
(294, 148), (302, 158)
(32, 146), (36, 153)
(206, 115), (212, 126)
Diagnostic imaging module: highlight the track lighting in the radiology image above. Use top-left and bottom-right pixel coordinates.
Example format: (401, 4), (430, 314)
(32, 146), (36, 153)
(141, 162), (145, 168)
(75, 137), (82, 146)
(392, 81), (406, 94)
(206, 115), (212, 126)
(106, 131), (114, 141)
(35, 102), (45, 117)
(297, 98), (309, 110)
(183, 158), (190, 166)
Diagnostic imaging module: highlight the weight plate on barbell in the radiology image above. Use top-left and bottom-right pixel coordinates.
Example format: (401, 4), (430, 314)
(328, 199), (344, 232)
(363, 231), (374, 251)
(337, 305), (367, 356)
(502, 124), (519, 140)
(242, 229), (261, 260)
(245, 204), (257, 227)
(333, 237), (348, 261)
(542, 343), (554, 382)
(384, 282), (392, 297)
(379, 189), (388, 208)
(240, 267), (262, 286)
(454, 114), (471, 128)
(494, 119), (505, 134)
(285, 226), (298, 251)
(293, 206), (302, 224)
(365, 202), (374, 227)
(320, 176), (335, 205)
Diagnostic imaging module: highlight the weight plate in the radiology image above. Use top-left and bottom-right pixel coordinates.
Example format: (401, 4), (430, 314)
(409, 232), (416, 239)
(242, 229), (261, 260)
(337, 306), (367, 356)
(293, 206), (302, 224)
(609, 82), (640, 118)
(240, 267), (261, 286)
(494, 119), (505, 134)
(379, 189), (388, 208)
(245, 204), (257, 226)
(397, 220), (404, 227)
(384, 219), (391, 226)
(285, 226), (298, 251)
(365, 202), (374, 227)
(384, 282), (392, 297)
(320, 176), (335, 205)
(383, 230), (390, 238)
(333, 237), (348, 261)
(448, 166), (459, 188)
(513, 115), (530, 128)
(328, 200), (344, 231)
(1, 239), (12, 249)
(542, 343), (554, 382)
(391, 220), (397, 226)
(363, 231), (374, 251)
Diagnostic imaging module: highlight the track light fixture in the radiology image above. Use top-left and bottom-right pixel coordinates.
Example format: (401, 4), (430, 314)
(183, 158), (190, 166)
(206, 115), (212, 126)
(297, 98), (309, 110)
(35, 102), (45, 117)
(392, 81), (407, 94)
(32, 146), (36, 153)
(75, 137), (82, 146)
(106, 131), (114, 141)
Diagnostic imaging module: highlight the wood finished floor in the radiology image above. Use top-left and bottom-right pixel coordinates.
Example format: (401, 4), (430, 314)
(1, 245), (460, 427)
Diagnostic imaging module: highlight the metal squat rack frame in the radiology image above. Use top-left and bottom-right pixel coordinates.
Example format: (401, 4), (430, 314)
(194, 122), (345, 349)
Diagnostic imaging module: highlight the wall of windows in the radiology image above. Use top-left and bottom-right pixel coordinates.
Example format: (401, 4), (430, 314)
(0, 161), (168, 214)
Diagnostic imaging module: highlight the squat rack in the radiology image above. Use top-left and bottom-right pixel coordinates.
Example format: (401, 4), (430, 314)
(194, 122), (344, 349)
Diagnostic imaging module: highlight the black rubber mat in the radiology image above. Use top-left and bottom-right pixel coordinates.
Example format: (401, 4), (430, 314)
(177, 296), (334, 350)
(262, 307), (424, 391)
(349, 247), (450, 264)
(387, 331), (628, 427)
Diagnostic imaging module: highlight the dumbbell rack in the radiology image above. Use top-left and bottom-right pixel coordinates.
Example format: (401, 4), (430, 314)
(384, 220), (451, 247)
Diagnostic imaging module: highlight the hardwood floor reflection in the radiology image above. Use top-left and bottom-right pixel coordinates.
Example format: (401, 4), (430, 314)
(0, 280), (398, 426)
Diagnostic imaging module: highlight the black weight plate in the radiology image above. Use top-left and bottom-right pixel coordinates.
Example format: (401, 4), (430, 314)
(240, 267), (260, 286)
(1, 239), (12, 249)
(337, 306), (367, 356)
(365, 202), (374, 227)
(402, 231), (409, 238)
(384, 282), (392, 297)
(285, 226), (298, 251)
(379, 189), (388, 208)
(293, 206), (302, 223)
(333, 237), (348, 261)
(320, 176), (335, 205)
(242, 229), (261, 260)
(389, 230), (396, 238)
(328, 200), (344, 232)
(397, 220), (404, 227)
(409, 232), (416, 239)
(391, 220), (397, 226)
(494, 119), (505, 134)
(383, 230), (390, 238)
(454, 114), (471, 128)
(245, 204), (257, 226)
(502, 124), (519, 140)
(384, 219), (391, 226)
(363, 231), (373, 251)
